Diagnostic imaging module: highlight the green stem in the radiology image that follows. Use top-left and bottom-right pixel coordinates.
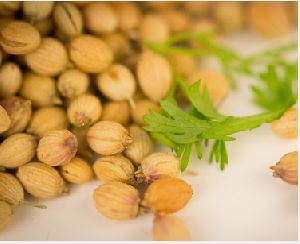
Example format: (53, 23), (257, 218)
(166, 79), (178, 100)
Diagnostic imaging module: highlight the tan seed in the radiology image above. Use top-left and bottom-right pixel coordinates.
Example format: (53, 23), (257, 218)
(139, 14), (170, 44)
(153, 215), (192, 241)
(0, 172), (24, 207)
(93, 182), (140, 220)
(137, 50), (172, 102)
(248, 2), (290, 38)
(83, 2), (119, 34)
(60, 157), (93, 184)
(113, 2), (141, 31)
(69, 34), (114, 73)
(125, 125), (153, 166)
(0, 20), (41, 54)
(93, 155), (135, 184)
(0, 133), (36, 168)
(27, 107), (69, 137)
(271, 151), (298, 185)
(0, 96), (31, 136)
(142, 177), (193, 214)
(17, 162), (66, 199)
(54, 2), (83, 39)
(25, 37), (68, 76)
(188, 69), (230, 105)
(37, 129), (78, 166)
(101, 101), (130, 126)
(271, 108), (298, 139)
(58, 69), (89, 99)
(23, 1), (54, 22)
(160, 9), (190, 33)
(20, 72), (61, 107)
(67, 95), (102, 127)
(0, 105), (10, 134)
(132, 99), (160, 125)
(213, 2), (244, 33)
(33, 17), (53, 35)
(97, 64), (136, 101)
(0, 62), (22, 97)
(87, 121), (132, 155)
(138, 152), (180, 182)
(71, 126), (93, 159)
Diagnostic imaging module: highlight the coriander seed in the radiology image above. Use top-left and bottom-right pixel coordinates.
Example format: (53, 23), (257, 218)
(87, 121), (132, 155)
(67, 95), (102, 127)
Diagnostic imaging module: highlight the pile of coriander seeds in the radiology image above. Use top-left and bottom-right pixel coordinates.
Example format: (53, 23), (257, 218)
(0, 1), (297, 240)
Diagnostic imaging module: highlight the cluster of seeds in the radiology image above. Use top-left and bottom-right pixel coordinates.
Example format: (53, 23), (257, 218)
(0, 1), (297, 240)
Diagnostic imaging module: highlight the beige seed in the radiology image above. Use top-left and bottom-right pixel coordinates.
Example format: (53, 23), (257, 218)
(188, 19), (218, 49)
(54, 2), (83, 39)
(132, 99), (160, 125)
(0, 133), (36, 168)
(23, 1), (54, 22)
(58, 69), (89, 99)
(69, 34), (114, 73)
(0, 62), (22, 97)
(170, 54), (196, 78)
(248, 2), (290, 38)
(37, 129), (78, 166)
(271, 151), (298, 185)
(138, 152), (180, 182)
(87, 121), (132, 155)
(101, 101), (130, 126)
(67, 95), (102, 127)
(17, 162), (66, 199)
(125, 125), (153, 166)
(93, 155), (135, 184)
(27, 107), (69, 137)
(142, 177), (193, 214)
(25, 37), (68, 76)
(33, 18), (53, 35)
(60, 157), (93, 184)
(103, 32), (133, 62)
(83, 2), (119, 34)
(188, 69), (230, 105)
(0, 105), (10, 134)
(20, 72), (61, 108)
(97, 64), (136, 101)
(153, 215), (192, 241)
(0, 172), (24, 207)
(93, 182), (140, 220)
(137, 50), (172, 102)
(0, 20), (41, 54)
(185, 1), (211, 16)
(71, 126), (93, 159)
(113, 2), (141, 31)
(160, 9), (190, 33)
(0, 200), (12, 231)
(139, 14), (170, 44)
(144, 2), (177, 11)
(291, 2), (298, 26)
(0, 2), (20, 17)
(214, 2), (244, 33)
(0, 96), (31, 136)
(271, 108), (298, 139)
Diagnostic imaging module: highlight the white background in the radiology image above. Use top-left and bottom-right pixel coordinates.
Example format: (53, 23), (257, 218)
(1, 31), (298, 241)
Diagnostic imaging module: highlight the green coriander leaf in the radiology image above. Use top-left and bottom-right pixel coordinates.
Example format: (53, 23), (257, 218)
(160, 100), (211, 130)
(149, 132), (178, 150)
(202, 109), (285, 140)
(185, 81), (226, 120)
(194, 142), (203, 160)
(180, 143), (192, 172)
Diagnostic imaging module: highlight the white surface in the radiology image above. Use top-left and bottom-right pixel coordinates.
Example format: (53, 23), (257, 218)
(1, 32), (298, 241)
